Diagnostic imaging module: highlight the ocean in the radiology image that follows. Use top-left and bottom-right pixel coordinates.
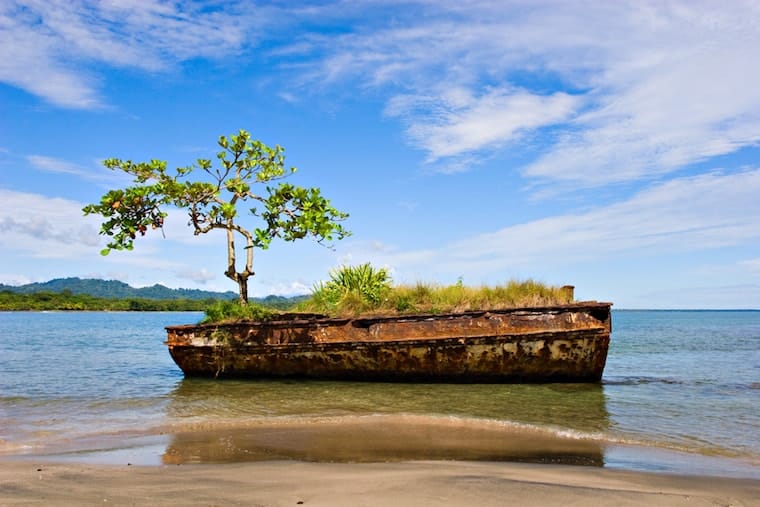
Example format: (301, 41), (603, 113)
(1, 310), (758, 478)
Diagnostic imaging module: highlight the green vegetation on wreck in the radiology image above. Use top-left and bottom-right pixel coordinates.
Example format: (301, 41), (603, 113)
(200, 264), (575, 323)
(298, 263), (574, 317)
(0, 268), (572, 320)
(199, 300), (281, 323)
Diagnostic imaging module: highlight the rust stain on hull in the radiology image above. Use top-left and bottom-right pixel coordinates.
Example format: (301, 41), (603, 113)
(166, 302), (612, 383)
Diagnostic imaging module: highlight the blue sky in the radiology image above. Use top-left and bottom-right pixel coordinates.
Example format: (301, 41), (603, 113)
(1, 1), (759, 309)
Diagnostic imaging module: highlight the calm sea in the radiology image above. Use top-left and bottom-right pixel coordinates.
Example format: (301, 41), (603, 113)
(1, 310), (758, 477)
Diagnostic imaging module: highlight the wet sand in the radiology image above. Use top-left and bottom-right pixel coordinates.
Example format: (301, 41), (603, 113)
(3, 419), (759, 505)
(2, 459), (759, 506)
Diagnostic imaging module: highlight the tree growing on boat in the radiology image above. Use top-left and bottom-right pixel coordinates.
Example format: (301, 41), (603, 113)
(83, 129), (350, 304)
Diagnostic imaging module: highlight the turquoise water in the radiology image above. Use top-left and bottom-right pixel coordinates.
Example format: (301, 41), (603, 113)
(1, 310), (758, 477)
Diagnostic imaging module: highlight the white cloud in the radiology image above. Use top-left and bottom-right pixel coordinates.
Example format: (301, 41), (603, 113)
(738, 259), (760, 272)
(26, 155), (88, 176)
(0, 11), (101, 108)
(177, 268), (216, 285)
(24, 155), (138, 189)
(0, 0), (256, 108)
(397, 201), (419, 213)
(0, 189), (102, 257)
(344, 169), (760, 279)
(0, 189), (205, 271)
(0, 273), (33, 286)
(524, 37), (760, 187)
(387, 87), (580, 163)
(26, 154), (116, 182)
(9, 1), (760, 186)
(250, 279), (311, 298)
(0, 215), (100, 248)
(461, 170), (760, 265)
(286, 1), (760, 184)
(277, 91), (299, 104)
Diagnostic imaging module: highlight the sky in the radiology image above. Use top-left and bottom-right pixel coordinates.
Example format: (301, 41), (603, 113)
(1, 0), (760, 309)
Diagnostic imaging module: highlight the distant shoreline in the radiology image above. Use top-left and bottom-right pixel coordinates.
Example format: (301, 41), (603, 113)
(0, 292), (300, 312)
(5, 306), (759, 313)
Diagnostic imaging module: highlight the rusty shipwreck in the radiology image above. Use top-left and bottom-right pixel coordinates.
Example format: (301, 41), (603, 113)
(165, 301), (612, 382)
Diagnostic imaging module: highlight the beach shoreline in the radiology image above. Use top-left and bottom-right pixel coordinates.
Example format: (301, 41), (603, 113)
(2, 458), (759, 506)
(3, 429), (759, 506)
(5, 414), (759, 480)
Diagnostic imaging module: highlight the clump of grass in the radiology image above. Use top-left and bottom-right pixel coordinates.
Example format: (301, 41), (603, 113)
(200, 300), (279, 324)
(298, 264), (575, 317)
(385, 279), (572, 314)
(305, 263), (392, 315)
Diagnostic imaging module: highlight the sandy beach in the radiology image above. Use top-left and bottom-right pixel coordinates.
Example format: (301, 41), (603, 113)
(3, 311), (760, 505)
(2, 459), (759, 507)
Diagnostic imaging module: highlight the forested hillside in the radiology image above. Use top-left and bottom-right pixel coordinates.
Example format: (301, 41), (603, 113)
(0, 278), (308, 311)
(0, 277), (237, 300)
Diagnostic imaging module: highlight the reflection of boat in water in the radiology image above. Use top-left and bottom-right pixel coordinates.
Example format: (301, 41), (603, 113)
(162, 416), (606, 466)
(165, 302), (612, 382)
(162, 379), (610, 466)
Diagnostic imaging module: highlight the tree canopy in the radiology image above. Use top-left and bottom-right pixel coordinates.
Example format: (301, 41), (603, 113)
(83, 130), (350, 303)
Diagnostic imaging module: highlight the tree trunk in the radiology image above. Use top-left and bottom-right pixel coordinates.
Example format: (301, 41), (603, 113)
(237, 275), (249, 305)
(223, 268), (249, 305)
(223, 221), (254, 305)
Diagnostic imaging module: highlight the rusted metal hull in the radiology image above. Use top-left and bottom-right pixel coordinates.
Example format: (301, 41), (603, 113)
(165, 302), (612, 383)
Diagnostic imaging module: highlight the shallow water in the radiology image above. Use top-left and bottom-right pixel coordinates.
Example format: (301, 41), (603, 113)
(1, 310), (758, 477)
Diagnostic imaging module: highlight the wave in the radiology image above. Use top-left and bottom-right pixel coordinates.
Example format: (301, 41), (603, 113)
(158, 413), (750, 463)
(5, 410), (758, 476)
(603, 376), (685, 386)
(604, 377), (760, 396)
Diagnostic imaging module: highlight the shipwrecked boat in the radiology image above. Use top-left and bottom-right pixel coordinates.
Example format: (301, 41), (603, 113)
(165, 301), (612, 383)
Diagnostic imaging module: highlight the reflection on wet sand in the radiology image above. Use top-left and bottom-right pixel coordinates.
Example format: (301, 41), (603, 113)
(162, 379), (610, 466)
(162, 415), (606, 465)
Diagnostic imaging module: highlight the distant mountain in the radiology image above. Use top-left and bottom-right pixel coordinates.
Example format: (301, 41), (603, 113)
(0, 277), (240, 301)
